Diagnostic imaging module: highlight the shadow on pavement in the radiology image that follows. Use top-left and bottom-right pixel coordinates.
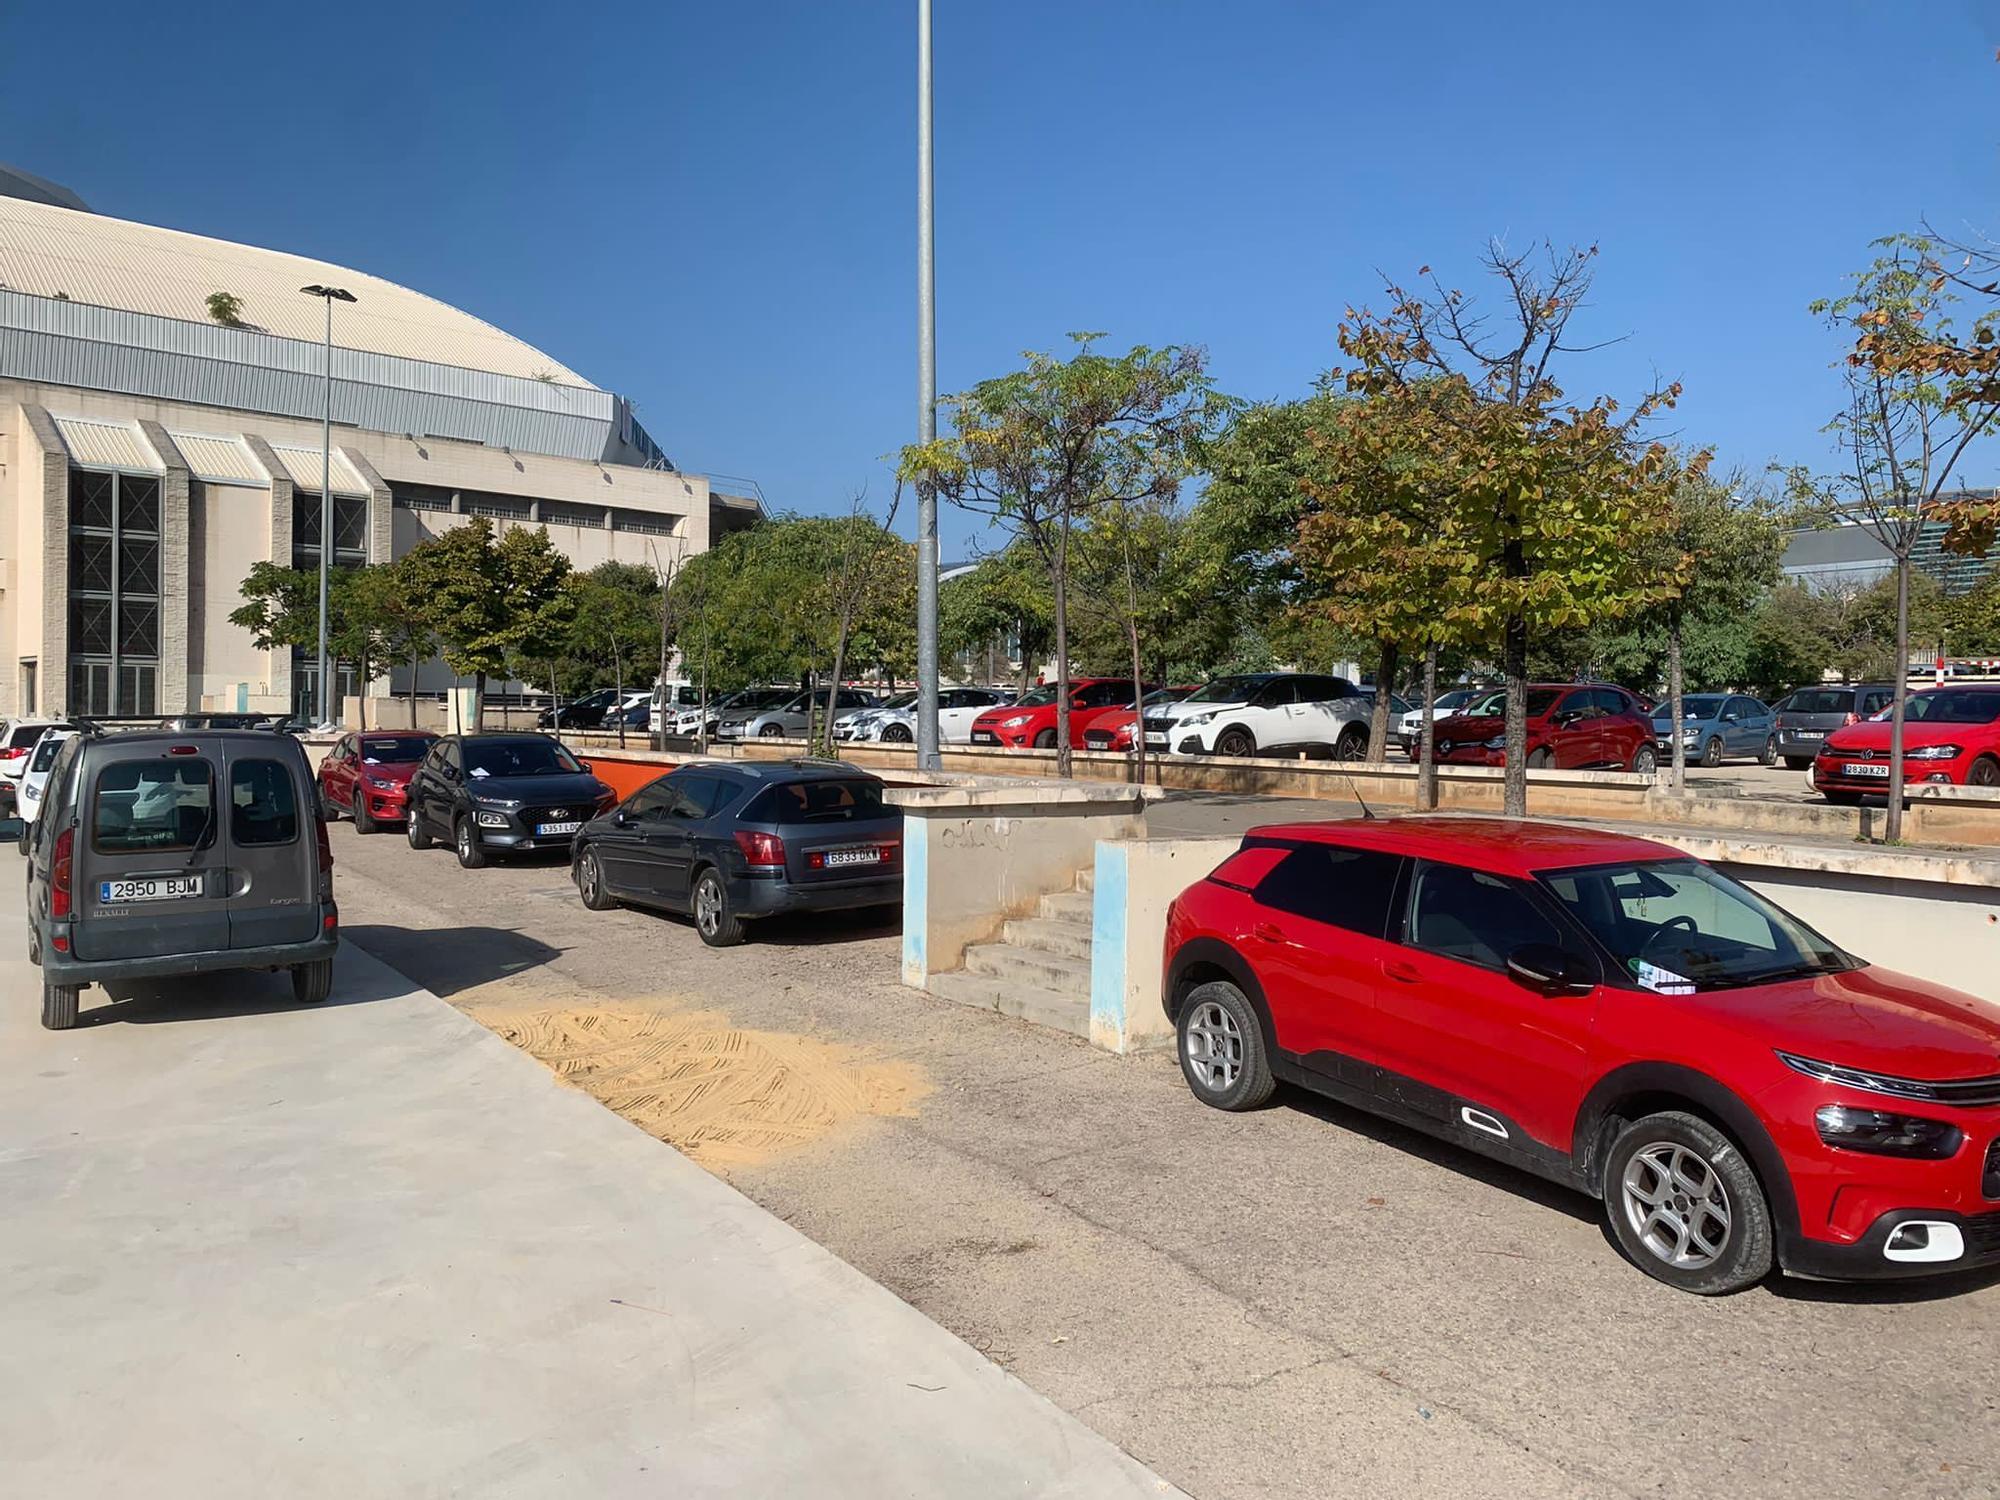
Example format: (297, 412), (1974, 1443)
(340, 923), (565, 999)
(84, 953), (404, 1027)
(620, 901), (902, 949)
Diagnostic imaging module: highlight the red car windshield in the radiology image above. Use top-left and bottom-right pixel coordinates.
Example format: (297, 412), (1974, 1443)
(1014, 685), (1061, 707)
(1540, 858), (1854, 992)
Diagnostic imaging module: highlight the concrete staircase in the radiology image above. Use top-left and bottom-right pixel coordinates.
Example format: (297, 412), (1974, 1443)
(926, 866), (1095, 1039)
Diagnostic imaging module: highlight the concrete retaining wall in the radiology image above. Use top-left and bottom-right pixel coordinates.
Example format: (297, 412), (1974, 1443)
(1089, 837), (1237, 1053)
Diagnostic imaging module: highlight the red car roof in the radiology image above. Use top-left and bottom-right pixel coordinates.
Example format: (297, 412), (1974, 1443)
(1243, 816), (1681, 878)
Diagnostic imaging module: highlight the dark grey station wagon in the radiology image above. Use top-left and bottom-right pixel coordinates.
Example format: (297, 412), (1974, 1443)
(24, 729), (337, 1030)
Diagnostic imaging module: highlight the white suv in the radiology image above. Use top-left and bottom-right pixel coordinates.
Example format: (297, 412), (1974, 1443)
(1149, 673), (1374, 758)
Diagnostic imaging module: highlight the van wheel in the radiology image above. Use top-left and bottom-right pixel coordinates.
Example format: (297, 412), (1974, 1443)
(351, 788), (376, 835)
(41, 980), (80, 1030)
(455, 817), (488, 870)
(406, 808), (432, 850)
(691, 868), (744, 947)
(1602, 1111), (1772, 1295)
(291, 958), (334, 1005)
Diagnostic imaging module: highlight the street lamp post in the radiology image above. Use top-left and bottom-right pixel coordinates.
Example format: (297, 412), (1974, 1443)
(300, 284), (356, 727)
(915, 0), (941, 770)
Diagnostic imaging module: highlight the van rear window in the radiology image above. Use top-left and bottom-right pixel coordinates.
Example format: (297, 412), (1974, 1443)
(231, 760), (299, 846)
(93, 761), (214, 853)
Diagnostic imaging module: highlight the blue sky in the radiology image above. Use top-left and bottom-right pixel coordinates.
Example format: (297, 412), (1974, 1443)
(5, 1), (1997, 556)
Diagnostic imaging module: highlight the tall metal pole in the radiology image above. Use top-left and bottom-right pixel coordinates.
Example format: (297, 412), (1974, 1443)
(316, 294), (334, 727)
(914, 0), (941, 770)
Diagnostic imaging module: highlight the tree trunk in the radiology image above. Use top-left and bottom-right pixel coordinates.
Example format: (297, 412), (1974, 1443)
(1052, 519), (1074, 778)
(1667, 623), (1686, 791)
(823, 629), (850, 759)
(1417, 640), (1439, 811)
(1122, 529), (1146, 786)
(408, 649), (420, 728)
(1368, 640), (1399, 763)
(613, 645), (626, 749)
(1885, 554), (1912, 842)
(1502, 609), (1529, 817)
(1016, 624), (1031, 697)
(358, 653), (370, 730)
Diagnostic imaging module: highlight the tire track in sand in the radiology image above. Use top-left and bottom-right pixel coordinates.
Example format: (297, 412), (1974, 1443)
(493, 1006), (928, 1170)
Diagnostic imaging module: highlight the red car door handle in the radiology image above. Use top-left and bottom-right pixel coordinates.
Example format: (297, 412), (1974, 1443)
(1382, 960), (1422, 984)
(1252, 922), (1284, 944)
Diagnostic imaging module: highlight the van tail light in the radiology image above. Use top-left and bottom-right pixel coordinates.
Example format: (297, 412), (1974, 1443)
(50, 826), (74, 919)
(733, 829), (786, 867)
(314, 813), (334, 874)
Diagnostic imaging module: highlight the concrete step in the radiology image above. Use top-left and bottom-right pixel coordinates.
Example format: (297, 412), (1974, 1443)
(1075, 865), (1095, 894)
(925, 968), (1091, 1039)
(1038, 889), (1094, 925)
(963, 941), (1092, 997)
(1003, 915), (1094, 962)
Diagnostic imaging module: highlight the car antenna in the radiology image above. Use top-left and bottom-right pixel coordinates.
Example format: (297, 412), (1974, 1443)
(1342, 776), (1377, 820)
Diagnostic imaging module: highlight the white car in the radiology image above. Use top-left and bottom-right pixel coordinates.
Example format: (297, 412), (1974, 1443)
(833, 691), (920, 741)
(1148, 672), (1375, 758)
(1396, 688), (1491, 755)
(15, 726), (76, 853)
(842, 687), (1016, 744)
(731, 688), (880, 740)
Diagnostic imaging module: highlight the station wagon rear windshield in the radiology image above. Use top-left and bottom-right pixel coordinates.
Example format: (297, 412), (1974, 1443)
(1540, 858), (1855, 993)
(1901, 690), (2000, 724)
(755, 779), (887, 824)
(357, 736), (431, 763)
(93, 760), (214, 853)
(1787, 688), (1855, 714)
(464, 739), (582, 778)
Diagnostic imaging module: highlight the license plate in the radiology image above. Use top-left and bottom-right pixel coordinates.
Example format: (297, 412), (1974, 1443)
(100, 875), (203, 904)
(1144, 733), (1167, 746)
(1792, 731), (1822, 740)
(823, 846), (882, 868)
(971, 731), (998, 745)
(537, 820), (581, 836)
(1840, 763), (1890, 778)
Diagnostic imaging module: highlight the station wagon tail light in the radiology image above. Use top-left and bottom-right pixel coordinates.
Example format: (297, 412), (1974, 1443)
(50, 826), (74, 919)
(734, 829), (786, 867)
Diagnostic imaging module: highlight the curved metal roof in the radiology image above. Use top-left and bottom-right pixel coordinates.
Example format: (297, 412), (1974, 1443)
(0, 194), (591, 387)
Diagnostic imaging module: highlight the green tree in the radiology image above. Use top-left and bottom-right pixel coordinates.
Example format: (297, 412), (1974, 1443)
(904, 335), (1233, 773)
(561, 561), (662, 744)
(1337, 244), (1685, 812)
(1793, 235), (2000, 838)
(229, 561), (323, 654)
(399, 516), (574, 729)
(940, 545), (1053, 692)
(343, 556), (437, 724)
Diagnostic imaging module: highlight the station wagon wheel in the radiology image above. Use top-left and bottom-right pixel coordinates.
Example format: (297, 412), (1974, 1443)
(691, 868), (744, 946)
(577, 848), (617, 911)
(454, 816), (487, 870)
(1602, 1111), (1772, 1295)
(1175, 980), (1273, 1111)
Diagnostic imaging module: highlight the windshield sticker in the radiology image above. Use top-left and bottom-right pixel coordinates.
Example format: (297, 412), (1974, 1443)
(470, 767), (491, 778)
(1631, 960), (1695, 996)
(362, 757), (381, 765)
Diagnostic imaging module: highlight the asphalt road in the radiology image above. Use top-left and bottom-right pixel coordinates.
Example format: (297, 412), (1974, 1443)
(321, 821), (1999, 1500)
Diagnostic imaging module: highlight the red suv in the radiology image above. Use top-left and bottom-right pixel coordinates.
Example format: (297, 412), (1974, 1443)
(1163, 817), (2000, 1293)
(316, 729), (437, 832)
(969, 678), (1147, 750)
(1814, 684), (2000, 803)
(1433, 684), (1657, 773)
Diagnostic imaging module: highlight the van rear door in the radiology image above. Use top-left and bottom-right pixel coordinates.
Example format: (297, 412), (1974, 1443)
(72, 746), (230, 962)
(222, 741), (321, 950)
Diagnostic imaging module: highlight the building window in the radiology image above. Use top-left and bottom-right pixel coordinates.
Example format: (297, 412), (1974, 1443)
(541, 502), (605, 530)
(391, 483), (453, 513)
(293, 492), (369, 570)
(466, 496), (530, 521)
(611, 509), (677, 537)
(67, 467), (160, 716)
(20, 660), (36, 715)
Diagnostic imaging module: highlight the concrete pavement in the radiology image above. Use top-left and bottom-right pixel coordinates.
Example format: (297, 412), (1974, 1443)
(0, 914), (1182, 1496)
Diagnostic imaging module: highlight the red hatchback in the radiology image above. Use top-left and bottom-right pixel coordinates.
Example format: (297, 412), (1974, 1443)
(1813, 684), (2000, 802)
(316, 729), (437, 832)
(969, 678), (1147, 750)
(1163, 817), (2000, 1293)
(1433, 683), (1657, 773)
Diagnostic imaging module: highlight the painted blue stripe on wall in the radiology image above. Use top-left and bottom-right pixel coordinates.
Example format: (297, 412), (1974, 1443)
(1089, 840), (1127, 1042)
(902, 819), (928, 982)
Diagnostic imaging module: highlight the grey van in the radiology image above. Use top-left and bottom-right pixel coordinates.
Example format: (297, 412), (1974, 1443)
(1773, 683), (1895, 769)
(25, 730), (337, 1030)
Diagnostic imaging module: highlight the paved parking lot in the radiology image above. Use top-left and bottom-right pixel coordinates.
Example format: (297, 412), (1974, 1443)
(320, 820), (1999, 1500)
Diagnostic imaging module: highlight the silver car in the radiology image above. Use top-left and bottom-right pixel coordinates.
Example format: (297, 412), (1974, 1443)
(730, 689), (881, 740)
